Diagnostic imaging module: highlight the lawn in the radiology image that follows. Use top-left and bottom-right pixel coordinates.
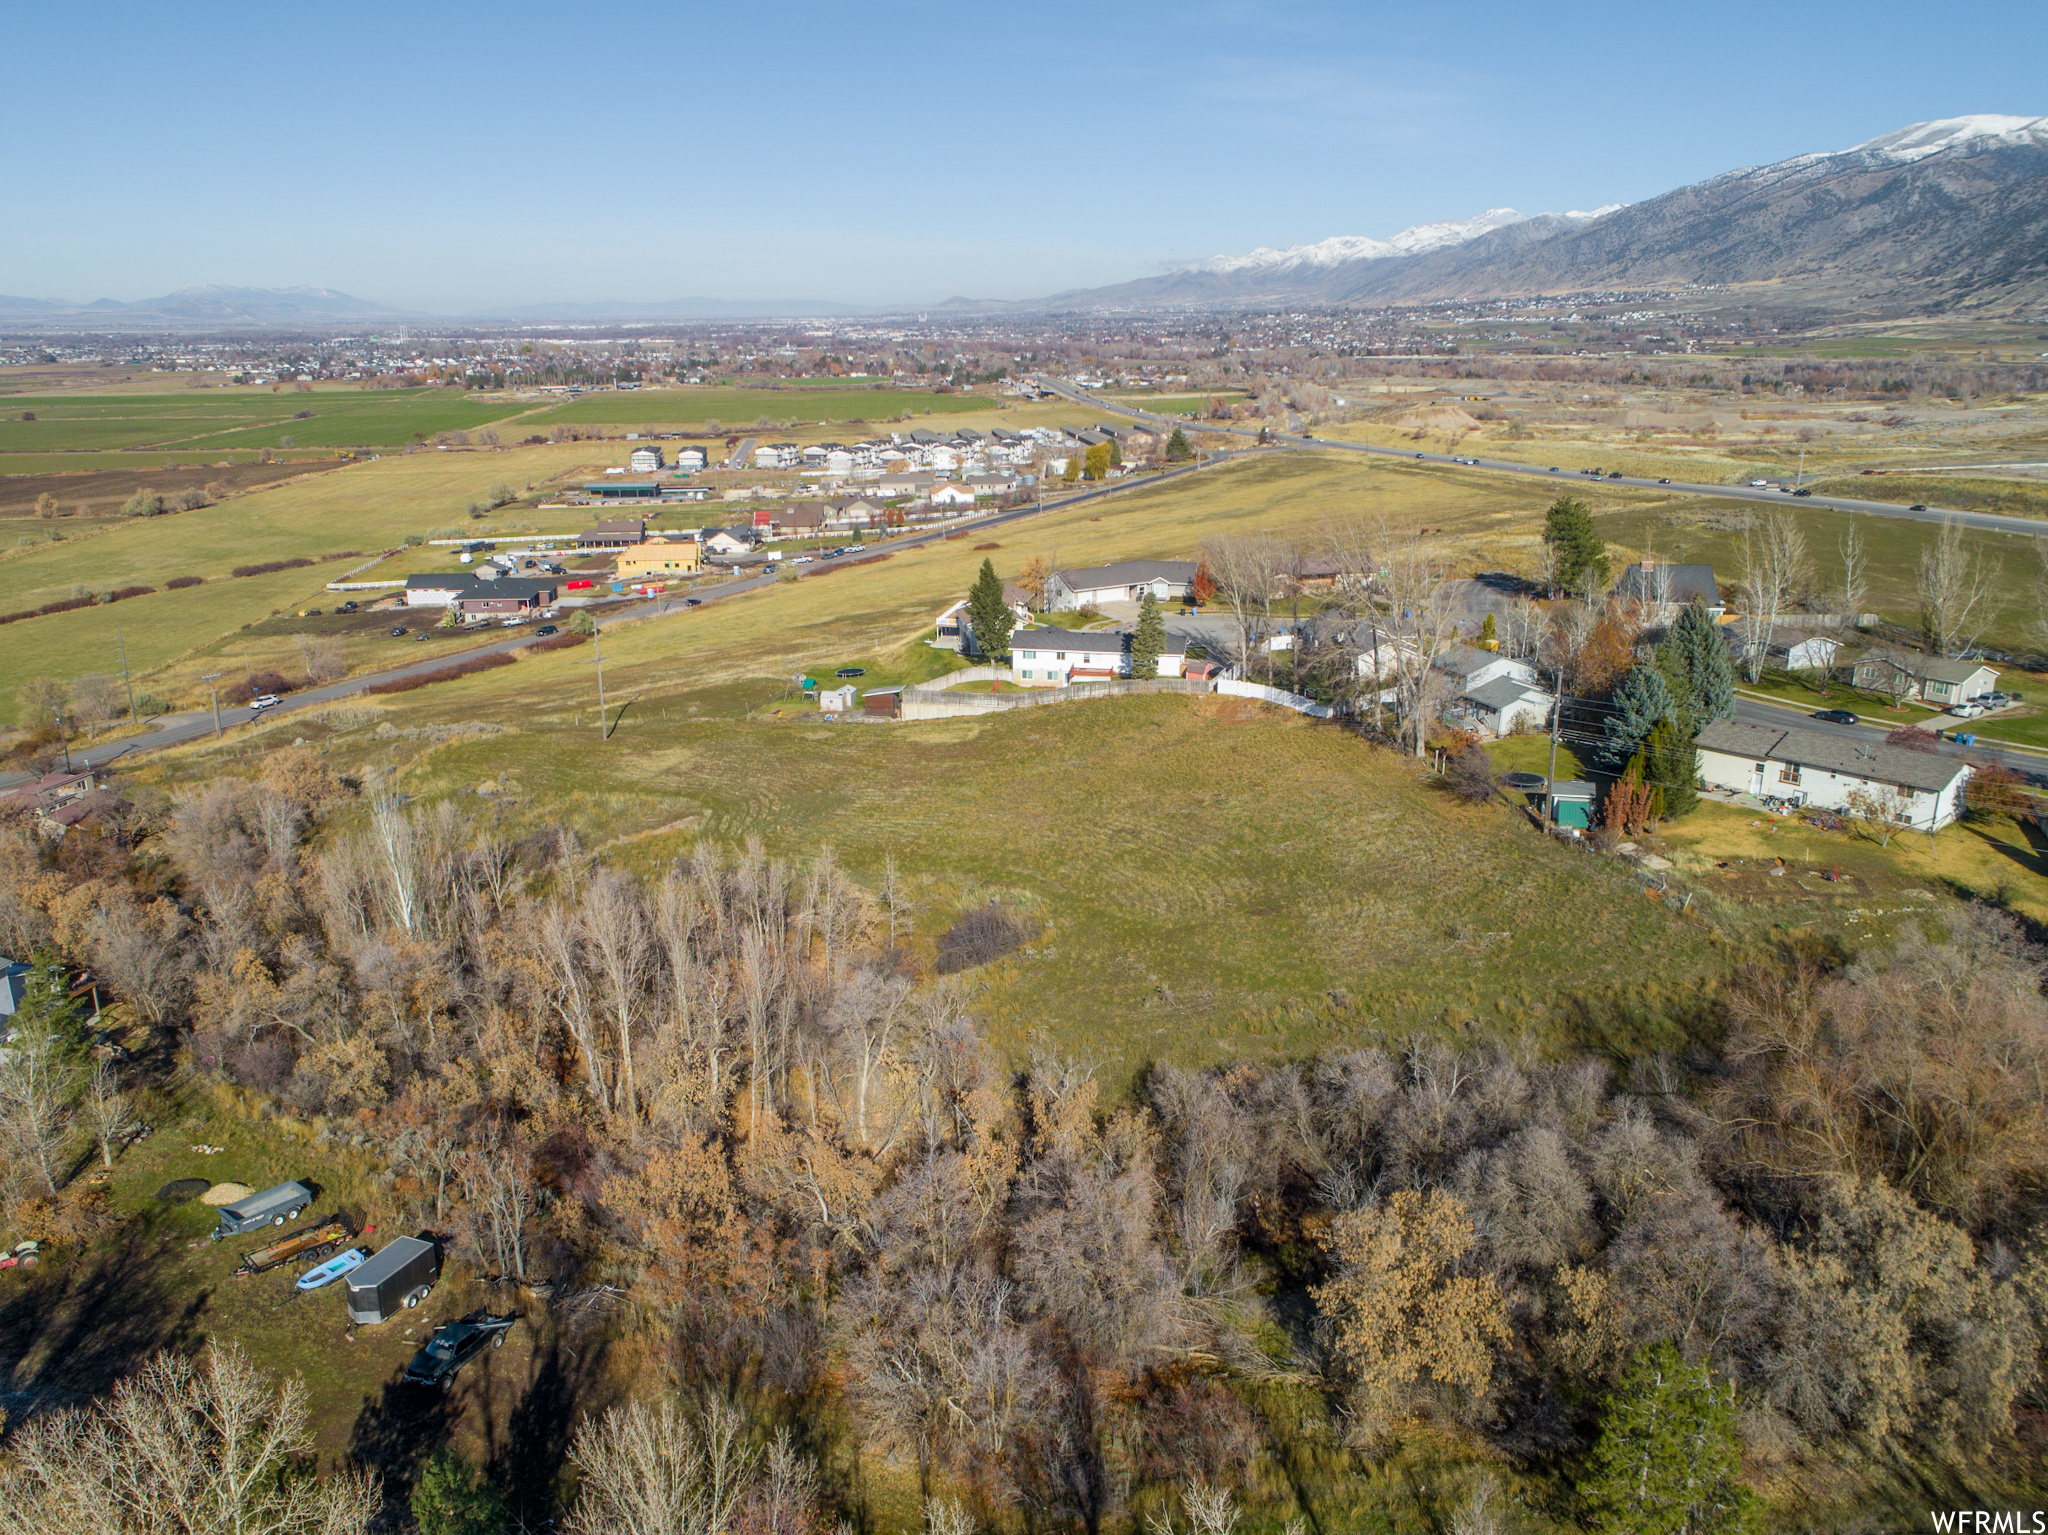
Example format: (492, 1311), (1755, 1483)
(0, 390), (532, 455)
(522, 388), (994, 428)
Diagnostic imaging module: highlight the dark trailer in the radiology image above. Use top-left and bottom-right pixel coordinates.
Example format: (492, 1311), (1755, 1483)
(344, 1236), (441, 1325)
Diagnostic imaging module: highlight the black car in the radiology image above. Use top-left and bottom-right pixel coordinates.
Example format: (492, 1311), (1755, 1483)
(389, 626), (408, 637)
(1910, 503), (1928, 511)
(1607, 471), (1623, 479)
(1657, 477), (1671, 484)
(1792, 487), (1812, 497)
(685, 597), (702, 606)
(1812, 708), (1859, 725)
(403, 1313), (515, 1388)
(534, 624), (558, 636)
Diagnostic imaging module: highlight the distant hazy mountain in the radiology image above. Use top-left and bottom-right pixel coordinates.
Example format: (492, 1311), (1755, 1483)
(0, 284), (423, 328)
(1021, 114), (2048, 316)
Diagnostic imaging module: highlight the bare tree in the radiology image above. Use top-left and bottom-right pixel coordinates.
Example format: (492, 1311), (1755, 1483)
(295, 635), (346, 684)
(459, 1128), (541, 1280)
(82, 1057), (135, 1170)
(1917, 518), (2002, 658)
(0, 1343), (378, 1534)
(1375, 522), (1464, 757)
(0, 1000), (79, 1193)
(1198, 533), (1282, 678)
(1837, 517), (1868, 626)
(1503, 597), (1548, 660)
(1736, 511), (1810, 683)
(367, 794), (422, 937)
(564, 1398), (756, 1535)
(582, 872), (653, 1122)
(70, 674), (122, 740)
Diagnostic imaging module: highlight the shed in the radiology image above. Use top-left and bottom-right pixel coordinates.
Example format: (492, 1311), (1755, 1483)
(862, 686), (903, 718)
(1530, 779), (1596, 830)
(818, 686), (856, 713)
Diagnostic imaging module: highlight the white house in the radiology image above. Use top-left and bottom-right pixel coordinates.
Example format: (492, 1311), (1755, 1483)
(402, 572), (478, 607)
(930, 483), (979, 508)
(931, 595), (1034, 654)
(1431, 645), (1552, 737)
(1849, 652), (1999, 705)
(1010, 627), (1129, 685)
(1694, 719), (1972, 830)
(628, 445), (666, 473)
(1046, 560), (1198, 612)
(674, 445), (709, 471)
(702, 529), (757, 557)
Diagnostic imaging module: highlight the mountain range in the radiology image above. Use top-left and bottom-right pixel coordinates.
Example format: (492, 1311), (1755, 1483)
(3, 116), (2043, 329)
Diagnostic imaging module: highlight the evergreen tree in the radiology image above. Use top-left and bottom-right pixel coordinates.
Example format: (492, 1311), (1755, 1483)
(965, 558), (1016, 661)
(1130, 591), (1166, 679)
(1601, 663), (1673, 770)
(1580, 1345), (1757, 1535)
(1542, 496), (1609, 593)
(1165, 426), (1193, 462)
(1478, 612), (1499, 650)
(1659, 598), (1735, 727)
(1644, 716), (1698, 819)
(412, 1450), (506, 1535)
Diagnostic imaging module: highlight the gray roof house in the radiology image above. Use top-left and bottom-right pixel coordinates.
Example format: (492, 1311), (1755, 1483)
(1046, 560), (1199, 612)
(1694, 719), (1972, 829)
(1613, 560), (1722, 613)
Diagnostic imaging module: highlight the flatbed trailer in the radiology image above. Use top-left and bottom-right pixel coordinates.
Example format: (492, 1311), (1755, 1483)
(235, 1214), (355, 1277)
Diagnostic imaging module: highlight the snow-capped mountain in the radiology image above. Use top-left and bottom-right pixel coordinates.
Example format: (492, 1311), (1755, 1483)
(1022, 115), (2048, 315)
(1188, 207), (1624, 275)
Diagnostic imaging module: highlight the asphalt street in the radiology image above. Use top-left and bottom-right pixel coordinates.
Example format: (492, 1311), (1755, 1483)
(1036, 378), (2048, 539)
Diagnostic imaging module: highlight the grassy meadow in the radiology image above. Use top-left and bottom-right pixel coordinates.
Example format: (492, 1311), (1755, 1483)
(521, 387), (994, 429)
(0, 390), (532, 454)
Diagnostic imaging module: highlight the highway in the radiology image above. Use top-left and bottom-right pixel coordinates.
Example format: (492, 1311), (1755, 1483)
(0, 453), (1229, 783)
(1035, 377), (2048, 540)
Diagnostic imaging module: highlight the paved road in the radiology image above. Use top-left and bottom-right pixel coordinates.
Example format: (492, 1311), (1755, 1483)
(1036, 377), (2048, 540)
(724, 435), (757, 470)
(0, 455), (1230, 784)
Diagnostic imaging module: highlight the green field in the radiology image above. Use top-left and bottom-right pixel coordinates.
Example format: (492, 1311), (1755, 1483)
(521, 387), (993, 427)
(0, 390), (529, 454)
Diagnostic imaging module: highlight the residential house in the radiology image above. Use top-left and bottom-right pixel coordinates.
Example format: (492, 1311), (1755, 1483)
(776, 502), (830, 535)
(616, 538), (702, 580)
(628, 445), (666, 473)
(1046, 559), (1199, 611)
(1010, 627), (1130, 686)
(1916, 657), (2000, 707)
(1762, 628), (1841, 672)
(702, 528), (759, 557)
(1694, 719), (1972, 829)
(929, 483), (978, 509)
(0, 957), (29, 1018)
(876, 471), (937, 500)
(1432, 645), (1553, 737)
(1849, 652), (2000, 705)
(961, 474), (1017, 500)
(673, 445), (709, 471)
(403, 571), (478, 607)
(931, 594), (1035, 654)
(578, 519), (647, 549)
(825, 497), (883, 528)
(1612, 560), (1723, 617)
(454, 578), (558, 621)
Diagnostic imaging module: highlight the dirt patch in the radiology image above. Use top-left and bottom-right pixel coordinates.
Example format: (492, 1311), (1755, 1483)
(0, 459), (339, 518)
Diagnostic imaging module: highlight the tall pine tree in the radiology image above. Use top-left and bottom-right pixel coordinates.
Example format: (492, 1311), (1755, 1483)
(1643, 716), (1699, 819)
(1130, 591), (1166, 678)
(1601, 663), (1673, 770)
(965, 558), (1016, 661)
(1542, 496), (1610, 593)
(1659, 597), (1735, 727)
(1165, 426), (1193, 461)
(1580, 1345), (1756, 1535)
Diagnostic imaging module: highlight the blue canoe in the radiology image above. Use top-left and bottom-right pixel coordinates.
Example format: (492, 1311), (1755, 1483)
(297, 1248), (367, 1291)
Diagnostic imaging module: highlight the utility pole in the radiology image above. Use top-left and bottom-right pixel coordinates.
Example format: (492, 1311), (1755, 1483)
(592, 622), (608, 739)
(1796, 448), (1805, 488)
(202, 672), (225, 738)
(116, 621), (136, 723)
(56, 713), (71, 773)
(1545, 677), (1564, 829)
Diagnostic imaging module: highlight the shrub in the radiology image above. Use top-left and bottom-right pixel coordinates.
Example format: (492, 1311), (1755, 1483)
(365, 651), (515, 695)
(104, 585), (155, 602)
(973, 542), (1001, 550)
(1443, 744), (1499, 803)
(318, 549), (365, 563)
(134, 692), (169, 716)
(121, 489), (164, 518)
(222, 671), (294, 705)
(403, 533), (426, 547)
(230, 558), (315, 578)
(936, 901), (1039, 974)
(165, 575), (204, 590)
(0, 595), (94, 626)
(526, 631), (589, 654)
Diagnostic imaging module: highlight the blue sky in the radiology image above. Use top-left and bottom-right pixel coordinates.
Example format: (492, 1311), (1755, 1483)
(5, 0), (2042, 312)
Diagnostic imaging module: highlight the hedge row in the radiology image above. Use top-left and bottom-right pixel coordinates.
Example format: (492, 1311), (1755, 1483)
(166, 575), (205, 590)
(0, 580), (157, 627)
(231, 557), (315, 578)
(525, 632), (590, 654)
(365, 651), (515, 695)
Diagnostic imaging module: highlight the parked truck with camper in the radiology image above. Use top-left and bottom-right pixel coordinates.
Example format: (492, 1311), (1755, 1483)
(208, 1181), (314, 1242)
(345, 1236), (441, 1325)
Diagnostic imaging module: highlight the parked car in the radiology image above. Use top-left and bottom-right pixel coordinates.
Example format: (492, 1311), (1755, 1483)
(1812, 708), (1859, 725)
(685, 597), (702, 606)
(534, 624), (558, 637)
(403, 1313), (516, 1388)
(339, 601), (359, 613)
(1949, 703), (1985, 718)
(390, 626), (408, 637)
(250, 694), (280, 711)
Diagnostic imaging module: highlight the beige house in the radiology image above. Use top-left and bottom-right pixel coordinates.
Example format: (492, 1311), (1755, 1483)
(616, 537), (701, 580)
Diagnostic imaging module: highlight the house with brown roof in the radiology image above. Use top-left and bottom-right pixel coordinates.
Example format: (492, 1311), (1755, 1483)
(578, 519), (647, 549)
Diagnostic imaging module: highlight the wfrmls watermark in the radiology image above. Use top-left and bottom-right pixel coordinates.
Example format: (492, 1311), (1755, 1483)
(1929, 1514), (2048, 1533)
